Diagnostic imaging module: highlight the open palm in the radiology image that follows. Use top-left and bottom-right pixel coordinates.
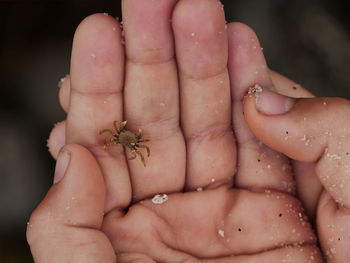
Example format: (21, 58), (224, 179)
(30, 0), (324, 262)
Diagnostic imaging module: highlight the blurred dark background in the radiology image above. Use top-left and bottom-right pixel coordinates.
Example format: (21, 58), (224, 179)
(0, 0), (349, 262)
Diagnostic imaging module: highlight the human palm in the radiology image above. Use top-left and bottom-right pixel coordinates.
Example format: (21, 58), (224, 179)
(28, 0), (329, 262)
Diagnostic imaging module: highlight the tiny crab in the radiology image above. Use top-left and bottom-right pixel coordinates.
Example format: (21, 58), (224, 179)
(99, 120), (150, 167)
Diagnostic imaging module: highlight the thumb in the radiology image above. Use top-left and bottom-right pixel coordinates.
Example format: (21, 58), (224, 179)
(26, 144), (116, 263)
(244, 86), (350, 262)
(244, 86), (350, 205)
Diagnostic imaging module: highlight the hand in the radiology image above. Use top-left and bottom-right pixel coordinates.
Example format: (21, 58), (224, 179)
(27, 0), (324, 262)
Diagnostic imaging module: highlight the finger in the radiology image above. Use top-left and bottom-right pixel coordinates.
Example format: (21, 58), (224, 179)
(291, 161), (322, 222)
(173, 0), (236, 190)
(67, 14), (131, 211)
(269, 70), (322, 220)
(27, 144), (115, 263)
(227, 22), (295, 193)
(122, 0), (186, 200)
(269, 70), (314, 98)
(58, 74), (70, 113)
(47, 120), (66, 159)
(268, 70), (322, 220)
(244, 92), (350, 261)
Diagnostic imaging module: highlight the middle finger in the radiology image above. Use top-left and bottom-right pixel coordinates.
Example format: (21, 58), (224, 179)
(122, 0), (186, 201)
(173, 0), (236, 190)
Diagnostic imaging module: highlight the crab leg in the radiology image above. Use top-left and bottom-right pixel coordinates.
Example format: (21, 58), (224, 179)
(135, 150), (146, 167)
(112, 120), (119, 133)
(137, 144), (150, 157)
(99, 129), (114, 135)
(136, 128), (143, 139)
(128, 150), (137, 160)
(103, 138), (117, 150)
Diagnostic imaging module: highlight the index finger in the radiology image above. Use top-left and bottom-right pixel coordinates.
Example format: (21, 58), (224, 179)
(67, 14), (131, 212)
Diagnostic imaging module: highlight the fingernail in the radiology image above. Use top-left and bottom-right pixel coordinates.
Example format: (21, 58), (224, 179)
(54, 148), (71, 184)
(251, 85), (295, 115)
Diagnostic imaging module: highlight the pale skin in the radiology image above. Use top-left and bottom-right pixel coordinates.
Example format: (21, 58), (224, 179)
(27, 0), (350, 262)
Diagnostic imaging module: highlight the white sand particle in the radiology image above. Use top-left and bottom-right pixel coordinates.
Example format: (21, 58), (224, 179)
(59, 76), (66, 84)
(248, 84), (263, 94)
(300, 135), (311, 146)
(326, 153), (342, 160)
(152, 194), (168, 204)
(218, 229), (225, 237)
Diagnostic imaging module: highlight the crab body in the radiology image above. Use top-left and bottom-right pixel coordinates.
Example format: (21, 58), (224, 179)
(117, 130), (139, 147)
(99, 120), (150, 167)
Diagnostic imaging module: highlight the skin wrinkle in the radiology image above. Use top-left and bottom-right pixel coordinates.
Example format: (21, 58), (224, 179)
(70, 88), (123, 97)
(180, 65), (228, 82)
(200, 244), (321, 261)
(185, 123), (233, 145)
(127, 52), (174, 66)
(126, 115), (181, 141)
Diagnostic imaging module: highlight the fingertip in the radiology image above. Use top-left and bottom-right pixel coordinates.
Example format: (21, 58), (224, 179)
(71, 13), (124, 93)
(73, 12), (123, 52)
(47, 120), (66, 160)
(244, 93), (350, 162)
(173, 0), (226, 37)
(60, 143), (105, 196)
(227, 22), (257, 40)
(243, 93), (323, 162)
(173, 0), (227, 78)
(76, 13), (123, 36)
(122, 0), (176, 63)
(227, 22), (271, 100)
(35, 143), (105, 228)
